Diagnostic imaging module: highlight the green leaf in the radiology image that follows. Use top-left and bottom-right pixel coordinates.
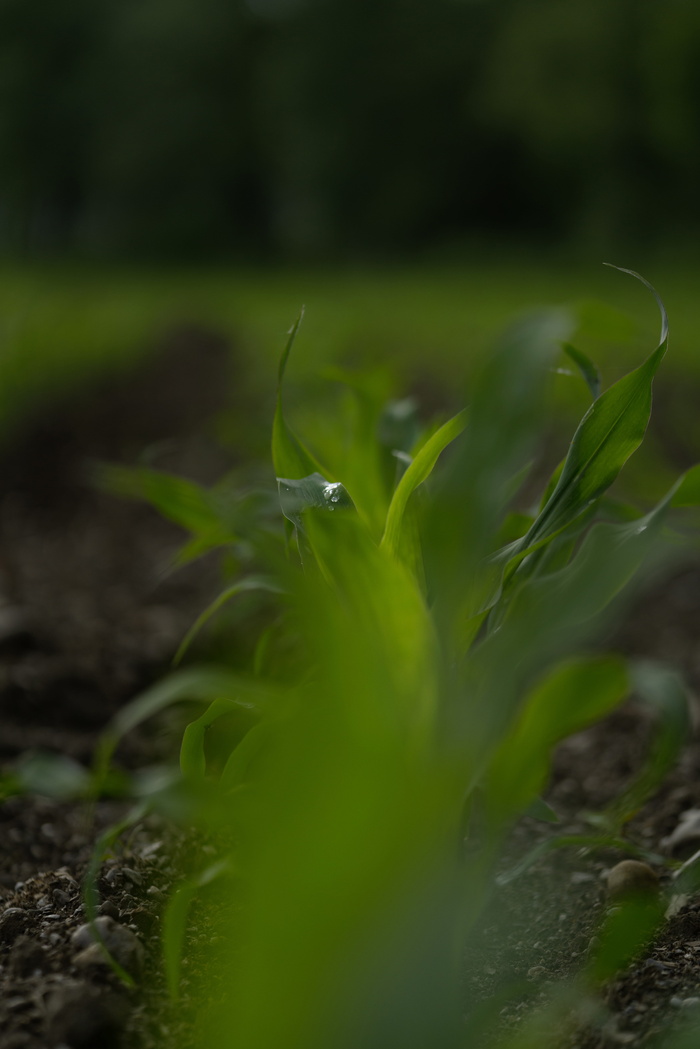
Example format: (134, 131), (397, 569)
(219, 716), (287, 793)
(316, 369), (395, 536)
(180, 697), (242, 780)
(476, 273), (671, 622)
(380, 408), (467, 562)
(525, 797), (560, 824)
(495, 512), (535, 548)
(14, 751), (90, 801)
(162, 881), (198, 1002)
(272, 311), (328, 480)
(162, 859), (234, 1001)
(489, 480), (678, 659)
(95, 668), (276, 787)
(520, 268), (668, 551)
(423, 308), (574, 642)
(524, 482), (678, 625)
(671, 462), (700, 506)
(460, 482), (679, 772)
(95, 464), (230, 538)
(562, 343), (601, 400)
(110, 668), (270, 740)
(601, 660), (690, 829)
(173, 576), (283, 667)
(587, 896), (665, 985)
(173, 533), (234, 567)
(277, 473), (354, 527)
(484, 656), (629, 824)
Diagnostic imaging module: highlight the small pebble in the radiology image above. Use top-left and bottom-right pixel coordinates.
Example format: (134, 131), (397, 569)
(570, 871), (596, 885)
(0, 908), (27, 945)
(606, 860), (659, 902)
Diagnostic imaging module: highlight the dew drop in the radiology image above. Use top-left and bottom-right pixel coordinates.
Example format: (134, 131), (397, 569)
(323, 482), (343, 505)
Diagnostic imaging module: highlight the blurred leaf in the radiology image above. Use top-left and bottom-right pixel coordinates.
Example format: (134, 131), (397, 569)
(163, 881), (198, 1002)
(381, 408), (467, 564)
(180, 697), (244, 780)
(218, 716), (287, 794)
(95, 668), (277, 788)
(601, 660), (690, 829)
(485, 656), (629, 824)
(132, 769), (231, 829)
(14, 751), (90, 801)
(501, 484), (676, 649)
(377, 396), (420, 455)
(424, 308), (574, 642)
(460, 482), (678, 773)
(173, 576), (283, 666)
(317, 369), (395, 536)
(272, 311), (328, 480)
(562, 342), (601, 399)
(525, 797), (560, 823)
(587, 896), (665, 985)
(671, 462), (700, 506)
(163, 860), (234, 1002)
(95, 463), (231, 539)
(495, 511), (535, 547)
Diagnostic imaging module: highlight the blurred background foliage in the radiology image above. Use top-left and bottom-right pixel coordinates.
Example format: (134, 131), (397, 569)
(1, 0), (699, 261)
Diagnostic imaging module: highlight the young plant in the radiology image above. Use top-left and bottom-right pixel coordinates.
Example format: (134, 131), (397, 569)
(102, 269), (700, 1048)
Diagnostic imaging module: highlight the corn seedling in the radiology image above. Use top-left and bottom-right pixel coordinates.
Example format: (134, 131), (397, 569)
(100, 268), (700, 1048)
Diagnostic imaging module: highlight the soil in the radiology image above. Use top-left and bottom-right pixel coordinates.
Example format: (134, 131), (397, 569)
(0, 324), (237, 1048)
(0, 335), (699, 1049)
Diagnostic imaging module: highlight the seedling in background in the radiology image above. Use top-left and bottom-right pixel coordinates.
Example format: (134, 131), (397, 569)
(97, 269), (700, 1049)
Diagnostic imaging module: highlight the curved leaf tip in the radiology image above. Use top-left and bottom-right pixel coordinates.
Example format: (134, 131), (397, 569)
(603, 264), (668, 348)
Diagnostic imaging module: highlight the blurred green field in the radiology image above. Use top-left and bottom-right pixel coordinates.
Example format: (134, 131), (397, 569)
(0, 261), (698, 466)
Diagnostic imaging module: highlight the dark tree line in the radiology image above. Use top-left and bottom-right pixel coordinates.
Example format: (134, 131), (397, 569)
(0, 0), (698, 258)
